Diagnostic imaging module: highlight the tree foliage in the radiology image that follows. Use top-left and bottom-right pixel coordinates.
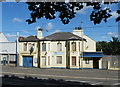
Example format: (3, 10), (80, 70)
(25, 2), (119, 25)
(96, 37), (120, 55)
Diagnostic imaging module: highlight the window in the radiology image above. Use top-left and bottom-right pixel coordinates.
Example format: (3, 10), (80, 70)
(57, 43), (62, 51)
(28, 43), (32, 51)
(57, 56), (62, 64)
(85, 59), (89, 64)
(72, 42), (76, 51)
(10, 55), (16, 64)
(23, 43), (27, 51)
(48, 56), (50, 65)
(72, 56), (76, 66)
(42, 56), (46, 65)
(48, 43), (50, 51)
(79, 42), (80, 51)
(42, 43), (46, 51)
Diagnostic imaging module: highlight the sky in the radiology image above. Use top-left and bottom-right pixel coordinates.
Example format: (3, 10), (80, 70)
(1, 2), (119, 42)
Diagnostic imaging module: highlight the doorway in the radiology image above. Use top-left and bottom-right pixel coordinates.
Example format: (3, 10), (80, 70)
(93, 58), (99, 69)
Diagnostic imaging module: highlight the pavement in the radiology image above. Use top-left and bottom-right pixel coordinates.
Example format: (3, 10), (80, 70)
(1, 65), (120, 87)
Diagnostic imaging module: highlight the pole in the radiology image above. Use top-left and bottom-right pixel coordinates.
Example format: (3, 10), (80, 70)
(80, 22), (83, 69)
(16, 32), (19, 67)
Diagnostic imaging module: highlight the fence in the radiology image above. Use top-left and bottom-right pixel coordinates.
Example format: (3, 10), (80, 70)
(102, 55), (120, 70)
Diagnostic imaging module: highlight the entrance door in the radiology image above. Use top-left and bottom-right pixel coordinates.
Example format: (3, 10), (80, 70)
(3, 57), (7, 65)
(93, 58), (99, 69)
(23, 56), (33, 67)
(72, 56), (76, 66)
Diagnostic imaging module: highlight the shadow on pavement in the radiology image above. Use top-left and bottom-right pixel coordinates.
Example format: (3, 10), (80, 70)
(1, 75), (103, 87)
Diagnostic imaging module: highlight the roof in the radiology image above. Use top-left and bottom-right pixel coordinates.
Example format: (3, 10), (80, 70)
(19, 36), (39, 42)
(40, 32), (86, 41)
(0, 32), (9, 42)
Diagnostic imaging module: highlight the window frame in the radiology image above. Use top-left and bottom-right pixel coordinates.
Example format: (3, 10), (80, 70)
(42, 43), (46, 51)
(23, 43), (27, 51)
(71, 42), (76, 51)
(56, 56), (62, 64)
(57, 43), (62, 51)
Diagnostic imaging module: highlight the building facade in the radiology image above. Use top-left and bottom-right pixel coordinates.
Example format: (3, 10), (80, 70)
(19, 28), (103, 69)
(0, 32), (16, 66)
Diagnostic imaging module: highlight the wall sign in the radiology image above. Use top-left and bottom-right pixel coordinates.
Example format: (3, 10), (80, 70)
(54, 52), (64, 55)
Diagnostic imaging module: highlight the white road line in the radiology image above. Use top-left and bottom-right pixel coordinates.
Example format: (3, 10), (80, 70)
(65, 80), (91, 83)
(91, 82), (103, 85)
(112, 83), (120, 85)
(1, 71), (119, 81)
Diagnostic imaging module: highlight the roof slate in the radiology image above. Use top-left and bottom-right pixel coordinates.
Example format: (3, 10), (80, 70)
(19, 36), (39, 42)
(40, 32), (86, 41)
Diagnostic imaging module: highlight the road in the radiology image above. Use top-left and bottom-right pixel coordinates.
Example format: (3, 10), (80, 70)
(1, 66), (120, 86)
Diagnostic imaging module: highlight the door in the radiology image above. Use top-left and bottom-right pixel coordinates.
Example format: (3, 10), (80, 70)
(93, 58), (99, 69)
(23, 56), (33, 67)
(3, 57), (7, 65)
(72, 56), (76, 66)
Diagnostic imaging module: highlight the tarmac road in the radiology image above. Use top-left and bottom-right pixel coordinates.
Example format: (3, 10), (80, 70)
(1, 66), (120, 87)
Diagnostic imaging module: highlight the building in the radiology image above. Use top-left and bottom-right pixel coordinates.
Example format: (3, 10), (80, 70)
(0, 32), (16, 66)
(19, 28), (103, 69)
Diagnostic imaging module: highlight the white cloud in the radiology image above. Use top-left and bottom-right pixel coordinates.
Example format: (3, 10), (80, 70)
(5, 34), (17, 38)
(51, 29), (61, 34)
(35, 26), (41, 30)
(107, 32), (118, 37)
(110, 11), (118, 18)
(21, 30), (29, 33)
(75, 5), (93, 14)
(13, 17), (23, 22)
(45, 22), (53, 30)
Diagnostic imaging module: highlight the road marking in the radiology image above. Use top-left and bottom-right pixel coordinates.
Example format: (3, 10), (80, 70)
(65, 80), (91, 83)
(91, 82), (103, 85)
(112, 83), (120, 85)
(1, 71), (119, 81)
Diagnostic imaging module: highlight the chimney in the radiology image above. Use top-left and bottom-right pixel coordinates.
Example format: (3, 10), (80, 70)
(37, 28), (42, 39)
(73, 27), (84, 37)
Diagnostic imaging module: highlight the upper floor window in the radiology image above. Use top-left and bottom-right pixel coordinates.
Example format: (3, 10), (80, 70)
(48, 43), (50, 51)
(23, 43), (27, 51)
(57, 43), (62, 51)
(72, 42), (76, 51)
(42, 43), (46, 51)
(28, 43), (34, 52)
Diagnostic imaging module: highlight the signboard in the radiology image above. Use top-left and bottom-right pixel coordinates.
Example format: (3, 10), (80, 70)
(34, 58), (38, 63)
(54, 52), (64, 55)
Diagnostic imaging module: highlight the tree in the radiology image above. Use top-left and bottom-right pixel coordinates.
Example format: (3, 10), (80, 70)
(25, 2), (119, 25)
(96, 37), (120, 55)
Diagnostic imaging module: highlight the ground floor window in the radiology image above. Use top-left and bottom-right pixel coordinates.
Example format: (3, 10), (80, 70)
(85, 59), (89, 64)
(72, 56), (76, 66)
(42, 56), (46, 66)
(10, 55), (16, 64)
(57, 56), (62, 64)
(48, 56), (50, 65)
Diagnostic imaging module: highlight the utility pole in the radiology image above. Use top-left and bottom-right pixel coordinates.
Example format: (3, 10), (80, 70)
(16, 32), (19, 67)
(80, 21), (83, 69)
